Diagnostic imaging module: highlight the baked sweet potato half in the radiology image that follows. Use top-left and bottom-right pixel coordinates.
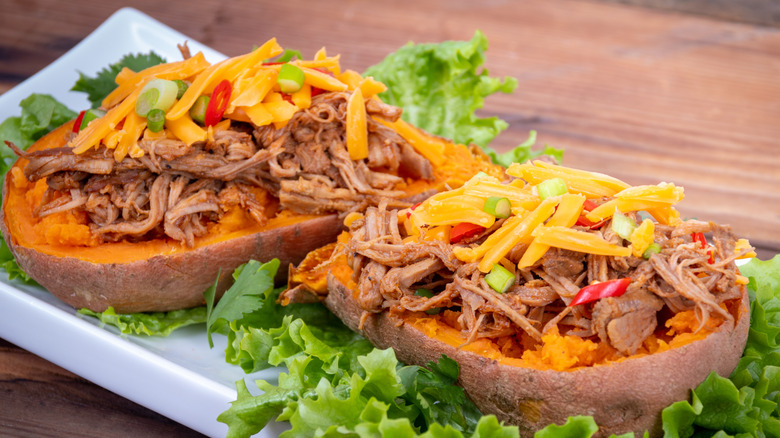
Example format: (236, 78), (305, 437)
(286, 161), (753, 436)
(0, 39), (502, 313)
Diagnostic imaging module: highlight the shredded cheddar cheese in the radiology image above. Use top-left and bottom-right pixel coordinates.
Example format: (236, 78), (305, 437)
(404, 162), (697, 270)
(66, 38), (361, 161)
(346, 87), (368, 160)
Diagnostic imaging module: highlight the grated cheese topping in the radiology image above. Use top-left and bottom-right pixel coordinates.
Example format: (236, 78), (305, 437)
(66, 38), (431, 163)
(405, 161), (690, 272)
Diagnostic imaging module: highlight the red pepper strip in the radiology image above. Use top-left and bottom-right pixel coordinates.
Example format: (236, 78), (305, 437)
(405, 202), (422, 219)
(583, 199), (599, 211)
(691, 232), (714, 264)
(204, 80), (232, 127)
(692, 232), (706, 248)
(575, 216), (606, 230)
(310, 68), (333, 97)
(72, 110), (87, 133)
(313, 67), (335, 77)
(569, 278), (631, 307)
(575, 199), (605, 228)
(450, 222), (485, 243)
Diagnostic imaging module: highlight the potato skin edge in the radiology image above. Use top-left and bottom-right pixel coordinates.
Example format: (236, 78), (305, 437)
(0, 206), (342, 313)
(325, 273), (750, 437)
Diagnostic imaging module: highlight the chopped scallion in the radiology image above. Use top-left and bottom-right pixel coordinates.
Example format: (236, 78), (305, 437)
(277, 64), (305, 93)
(189, 95), (210, 125)
(275, 49), (303, 63)
(79, 109), (106, 131)
(146, 109), (165, 132)
(173, 80), (189, 99)
(483, 196), (511, 219)
(537, 177), (568, 200)
(485, 264), (515, 294)
(415, 288), (435, 298)
(643, 242), (661, 259)
(135, 78), (179, 117)
(611, 210), (637, 241)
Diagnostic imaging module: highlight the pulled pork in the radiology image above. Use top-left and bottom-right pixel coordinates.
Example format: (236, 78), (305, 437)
(340, 206), (748, 357)
(19, 92), (433, 246)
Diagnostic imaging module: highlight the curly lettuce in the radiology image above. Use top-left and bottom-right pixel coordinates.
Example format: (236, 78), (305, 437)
(364, 30), (562, 166)
(213, 259), (510, 438)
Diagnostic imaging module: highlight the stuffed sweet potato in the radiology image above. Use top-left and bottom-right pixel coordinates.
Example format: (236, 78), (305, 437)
(286, 161), (753, 436)
(0, 39), (502, 313)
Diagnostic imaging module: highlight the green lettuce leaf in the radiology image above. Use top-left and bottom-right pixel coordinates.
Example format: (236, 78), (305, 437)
(364, 30), (561, 165)
(77, 306), (207, 336)
(364, 30), (513, 148)
(215, 259), (516, 437)
(71, 52), (166, 108)
(17, 93), (78, 143)
(0, 237), (36, 284)
(534, 416), (599, 438)
(0, 93), (77, 281)
(0, 93), (77, 175)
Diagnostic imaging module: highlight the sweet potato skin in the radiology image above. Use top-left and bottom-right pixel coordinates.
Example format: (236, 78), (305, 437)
(325, 273), (750, 437)
(0, 212), (341, 313)
(0, 122), (345, 313)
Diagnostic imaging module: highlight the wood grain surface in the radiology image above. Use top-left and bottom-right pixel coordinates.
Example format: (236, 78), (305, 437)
(1, 0), (778, 436)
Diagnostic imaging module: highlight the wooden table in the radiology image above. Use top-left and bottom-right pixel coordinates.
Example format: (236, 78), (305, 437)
(1, 0), (778, 436)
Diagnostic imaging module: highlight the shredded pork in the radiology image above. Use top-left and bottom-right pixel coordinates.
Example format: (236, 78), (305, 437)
(18, 92), (433, 246)
(339, 206), (748, 357)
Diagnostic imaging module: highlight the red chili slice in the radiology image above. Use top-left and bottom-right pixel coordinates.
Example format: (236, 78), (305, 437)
(692, 232), (707, 249)
(450, 222), (486, 243)
(72, 110), (87, 133)
(575, 215), (606, 230)
(583, 199), (599, 211)
(569, 278), (631, 307)
(204, 80), (232, 127)
(405, 202), (422, 219)
(691, 232), (714, 264)
(310, 68), (332, 97)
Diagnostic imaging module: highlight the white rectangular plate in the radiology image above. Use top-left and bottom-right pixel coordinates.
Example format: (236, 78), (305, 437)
(0, 7), (288, 438)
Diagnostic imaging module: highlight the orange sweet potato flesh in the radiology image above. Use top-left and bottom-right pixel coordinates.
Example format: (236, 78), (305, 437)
(0, 122), (343, 313)
(324, 271), (750, 437)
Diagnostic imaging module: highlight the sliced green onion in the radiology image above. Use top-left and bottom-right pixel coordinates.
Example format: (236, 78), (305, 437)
(415, 288), (435, 298)
(146, 109), (166, 132)
(275, 49), (303, 63)
(472, 171), (489, 179)
(189, 95), (210, 125)
(485, 264), (515, 294)
(611, 210), (637, 240)
(277, 64), (305, 93)
(483, 196), (511, 219)
(135, 78), (179, 117)
(79, 108), (106, 131)
(537, 177), (568, 200)
(173, 79), (189, 99)
(643, 242), (661, 259)
(415, 288), (442, 315)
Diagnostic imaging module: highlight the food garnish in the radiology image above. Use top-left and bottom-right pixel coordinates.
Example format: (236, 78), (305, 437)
(292, 160), (754, 367)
